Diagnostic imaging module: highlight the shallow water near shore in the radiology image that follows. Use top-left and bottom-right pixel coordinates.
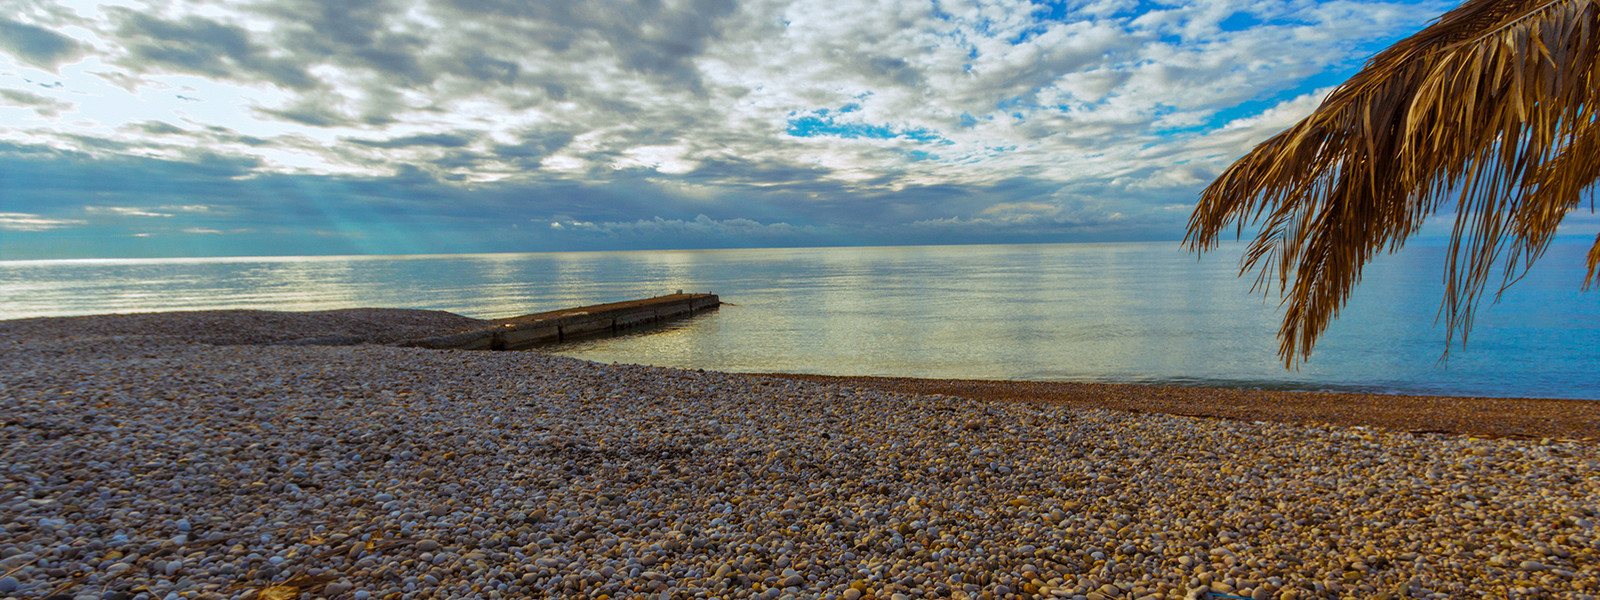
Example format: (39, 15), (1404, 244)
(3, 240), (1597, 399)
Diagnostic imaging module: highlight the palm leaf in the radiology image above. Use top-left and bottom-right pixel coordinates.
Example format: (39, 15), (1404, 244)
(1187, 0), (1600, 366)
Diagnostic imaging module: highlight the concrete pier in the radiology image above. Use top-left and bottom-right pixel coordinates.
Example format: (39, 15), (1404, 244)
(401, 293), (720, 351)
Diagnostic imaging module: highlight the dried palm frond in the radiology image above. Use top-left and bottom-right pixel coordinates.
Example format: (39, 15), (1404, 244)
(1187, 0), (1600, 366)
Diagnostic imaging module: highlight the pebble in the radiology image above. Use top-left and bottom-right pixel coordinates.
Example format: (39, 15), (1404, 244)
(0, 310), (1597, 599)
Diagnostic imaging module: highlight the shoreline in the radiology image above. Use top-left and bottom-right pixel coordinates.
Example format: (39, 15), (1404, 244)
(762, 373), (1600, 443)
(6, 306), (1594, 442)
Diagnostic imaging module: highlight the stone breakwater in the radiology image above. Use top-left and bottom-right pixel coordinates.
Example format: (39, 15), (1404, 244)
(2, 311), (1599, 600)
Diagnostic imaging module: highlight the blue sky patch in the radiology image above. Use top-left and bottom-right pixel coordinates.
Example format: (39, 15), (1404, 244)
(1032, 0), (1070, 22)
(787, 107), (945, 143)
(1218, 11), (1262, 33)
(1014, 1), (1077, 44)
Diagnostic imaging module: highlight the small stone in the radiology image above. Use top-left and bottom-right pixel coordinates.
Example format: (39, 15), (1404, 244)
(5, 308), (1594, 600)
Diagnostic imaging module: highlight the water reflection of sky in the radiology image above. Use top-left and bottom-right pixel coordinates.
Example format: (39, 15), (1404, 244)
(3, 241), (1596, 399)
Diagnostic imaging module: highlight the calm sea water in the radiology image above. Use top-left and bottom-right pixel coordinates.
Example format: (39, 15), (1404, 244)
(3, 241), (1596, 399)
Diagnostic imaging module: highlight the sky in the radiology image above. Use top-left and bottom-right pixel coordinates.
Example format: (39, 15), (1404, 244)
(0, 0), (1474, 258)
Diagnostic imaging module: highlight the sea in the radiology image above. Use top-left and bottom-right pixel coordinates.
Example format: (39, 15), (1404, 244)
(3, 240), (1596, 400)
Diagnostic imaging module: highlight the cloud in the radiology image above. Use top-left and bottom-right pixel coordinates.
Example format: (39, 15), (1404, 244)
(166, 204), (217, 213)
(110, 9), (315, 89)
(435, 0), (739, 90)
(979, 201), (1063, 223)
(83, 205), (215, 219)
(0, 0), (1456, 258)
(0, 17), (85, 69)
(86, 206), (175, 218)
(128, 120), (186, 135)
(556, 215), (828, 239)
(0, 88), (71, 117)
(346, 131), (479, 149)
(491, 129), (578, 166)
(0, 212), (85, 231)
(254, 101), (353, 127)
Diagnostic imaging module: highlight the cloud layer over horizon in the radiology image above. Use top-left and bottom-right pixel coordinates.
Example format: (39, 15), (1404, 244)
(1, 0), (1459, 258)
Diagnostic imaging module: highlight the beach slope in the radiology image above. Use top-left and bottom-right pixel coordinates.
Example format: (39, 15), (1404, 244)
(2, 310), (1597, 599)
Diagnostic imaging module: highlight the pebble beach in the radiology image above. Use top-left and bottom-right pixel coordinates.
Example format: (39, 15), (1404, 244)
(3, 310), (1599, 600)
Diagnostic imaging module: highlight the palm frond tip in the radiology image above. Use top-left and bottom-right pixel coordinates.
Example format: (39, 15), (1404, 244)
(1186, 0), (1600, 366)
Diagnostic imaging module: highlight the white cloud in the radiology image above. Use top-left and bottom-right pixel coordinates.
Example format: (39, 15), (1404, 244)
(85, 205), (173, 217)
(0, 212), (86, 231)
(0, 0), (1450, 251)
(556, 215), (830, 239)
(979, 201), (1063, 223)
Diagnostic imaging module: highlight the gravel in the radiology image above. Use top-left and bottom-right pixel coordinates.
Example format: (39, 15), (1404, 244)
(2, 310), (1598, 600)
